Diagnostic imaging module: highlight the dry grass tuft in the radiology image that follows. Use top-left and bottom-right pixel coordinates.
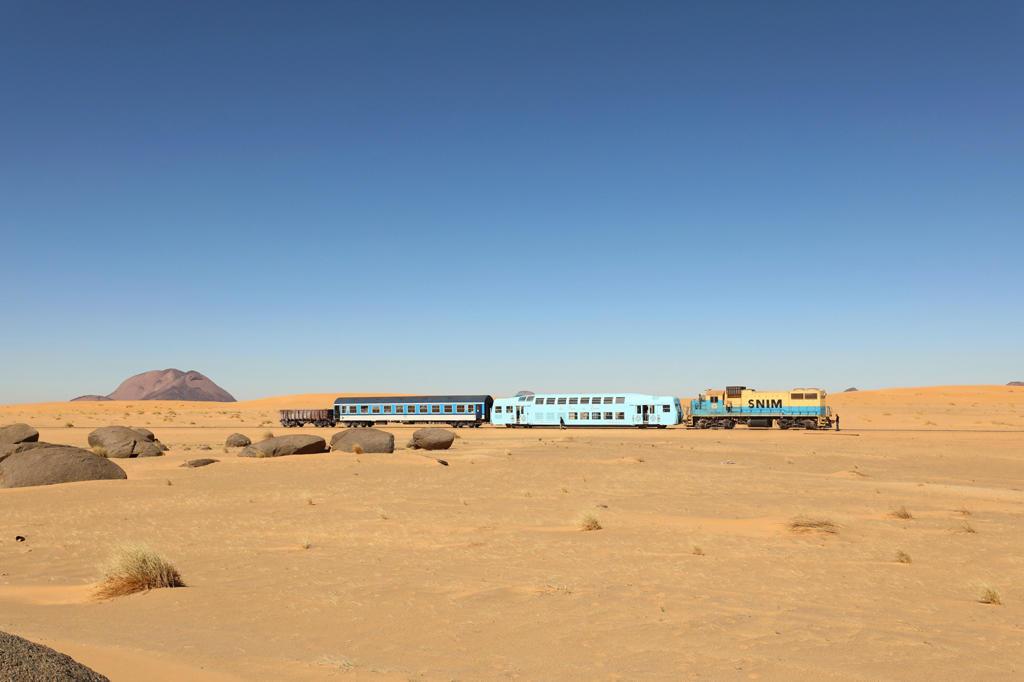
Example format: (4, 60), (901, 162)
(300, 539), (312, 550)
(579, 513), (602, 532)
(94, 545), (185, 599)
(890, 506), (913, 520)
(692, 546), (705, 556)
(960, 522), (977, 534)
(978, 586), (1001, 605)
(65, 422), (74, 428)
(788, 516), (839, 534)
(894, 550), (912, 564)
(91, 446), (109, 458)
(352, 444), (364, 455)
(956, 506), (972, 516)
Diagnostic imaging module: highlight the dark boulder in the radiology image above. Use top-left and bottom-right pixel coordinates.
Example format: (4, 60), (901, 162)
(0, 423), (39, 445)
(0, 445), (127, 488)
(330, 428), (394, 453)
(406, 428), (456, 451)
(0, 630), (109, 681)
(225, 433), (251, 448)
(238, 435), (327, 458)
(130, 427), (169, 451)
(181, 458), (218, 468)
(87, 426), (166, 458)
(0, 441), (55, 463)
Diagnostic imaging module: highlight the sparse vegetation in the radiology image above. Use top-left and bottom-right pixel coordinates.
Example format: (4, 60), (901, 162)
(65, 422), (74, 428)
(300, 539), (312, 550)
(960, 522), (977, 534)
(890, 506), (913, 520)
(94, 545), (185, 599)
(352, 444), (364, 454)
(91, 446), (109, 458)
(978, 586), (1001, 605)
(579, 513), (602, 531)
(788, 516), (839, 534)
(894, 550), (912, 564)
(692, 546), (705, 556)
(956, 507), (972, 516)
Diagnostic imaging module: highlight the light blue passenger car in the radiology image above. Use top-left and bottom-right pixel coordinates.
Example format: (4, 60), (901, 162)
(491, 393), (682, 428)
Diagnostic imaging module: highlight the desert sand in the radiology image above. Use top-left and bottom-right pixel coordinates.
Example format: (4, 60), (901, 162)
(1, 386), (1022, 680)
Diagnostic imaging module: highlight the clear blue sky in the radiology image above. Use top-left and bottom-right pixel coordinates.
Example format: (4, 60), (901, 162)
(1, 1), (1021, 403)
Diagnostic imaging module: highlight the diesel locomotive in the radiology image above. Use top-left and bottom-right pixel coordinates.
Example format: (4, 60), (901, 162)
(685, 386), (833, 429)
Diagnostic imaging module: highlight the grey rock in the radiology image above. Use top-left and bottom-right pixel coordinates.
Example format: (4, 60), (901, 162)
(0, 630), (109, 681)
(0, 441), (55, 463)
(87, 426), (166, 458)
(406, 428), (456, 451)
(238, 435), (327, 458)
(225, 433), (251, 448)
(180, 458), (218, 468)
(0, 445), (127, 489)
(330, 428), (395, 453)
(0, 423), (39, 445)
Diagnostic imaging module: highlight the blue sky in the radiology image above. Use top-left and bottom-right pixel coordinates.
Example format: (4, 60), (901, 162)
(1, 1), (1021, 403)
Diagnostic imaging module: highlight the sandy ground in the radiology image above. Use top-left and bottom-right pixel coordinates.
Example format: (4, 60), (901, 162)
(1, 386), (1022, 680)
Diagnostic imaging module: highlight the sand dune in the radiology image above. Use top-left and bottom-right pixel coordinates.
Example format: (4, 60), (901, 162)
(1, 385), (1022, 679)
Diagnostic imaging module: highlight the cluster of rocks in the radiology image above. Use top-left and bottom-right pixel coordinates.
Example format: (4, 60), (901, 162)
(233, 427), (457, 458)
(0, 423), (127, 489)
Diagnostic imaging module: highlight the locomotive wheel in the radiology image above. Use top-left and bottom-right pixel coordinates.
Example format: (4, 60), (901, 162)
(777, 420), (790, 430)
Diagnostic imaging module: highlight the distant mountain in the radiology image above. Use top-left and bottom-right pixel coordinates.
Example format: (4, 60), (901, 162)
(1009, 381), (1024, 387)
(72, 369), (235, 402)
(843, 387), (859, 392)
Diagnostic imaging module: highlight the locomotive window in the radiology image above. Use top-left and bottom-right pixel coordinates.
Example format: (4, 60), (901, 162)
(557, 398), (567, 405)
(710, 396), (718, 404)
(804, 393), (818, 400)
(615, 397), (625, 404)
(791, 393), (804, 400)
(444, 405), (453, 413)
(616, 412), (625, 419)
(580, 397), (589, 404)
(568, 412), (577, 420)
(568, 397), (578, 404)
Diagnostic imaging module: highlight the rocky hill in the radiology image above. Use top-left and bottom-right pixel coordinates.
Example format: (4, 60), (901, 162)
(72, 369), (235, 402)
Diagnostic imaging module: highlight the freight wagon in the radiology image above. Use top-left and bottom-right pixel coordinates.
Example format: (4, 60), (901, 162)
(686, 386), (833, 429)
(492, 393), (682, 428)
(279, 409), (337, 428)
(334, 395), (493, 428)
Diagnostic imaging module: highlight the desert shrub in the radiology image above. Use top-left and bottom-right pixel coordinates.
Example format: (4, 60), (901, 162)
(95, 545), (185, 599)
(91, 446), (109, 458)
(895, 550), (912, 564)
(692, 546), (705, 556)
(579, 513), (602, 531)
(890, 506), (913, 520)
(788, 516), (839, 534)
(978, 586), (1001, 605)
(352, 444), (364, 454)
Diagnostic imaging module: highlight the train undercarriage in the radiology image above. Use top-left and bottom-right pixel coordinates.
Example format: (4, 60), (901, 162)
(689, 416), (831, 430)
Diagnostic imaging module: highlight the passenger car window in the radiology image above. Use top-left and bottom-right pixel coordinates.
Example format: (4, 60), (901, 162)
(431, 405), (440, 413)
(580, 397), (590, 404)
(568, 412), (577, 420)
(615, 397), (624, 404)
(616, 412), (624, 419)
(444, 405), (453, 413)
(604, 412), (613, 419)
(569, 397), (578, 404)
(557, 398), (566, 405)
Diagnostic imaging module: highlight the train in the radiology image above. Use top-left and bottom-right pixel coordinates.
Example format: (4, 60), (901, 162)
(278, 386), (835, 430)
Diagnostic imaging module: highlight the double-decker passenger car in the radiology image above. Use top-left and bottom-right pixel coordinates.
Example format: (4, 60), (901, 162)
(333, 395), (493, 428)
(686, 386), (833, 429)
(491, 393), (682, 428)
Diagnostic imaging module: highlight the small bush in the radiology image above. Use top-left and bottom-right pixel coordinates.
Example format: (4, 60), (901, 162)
(94, 545), (185, 599)
(788, 516), (839, 534)
(890, 506), (913, 520)
(894, 550), (912, 564)
(692, 546), (705, 556)
(65, 422), (74, 428)
(579, 513), (602, 532)
(978, 586), (1001, 605)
